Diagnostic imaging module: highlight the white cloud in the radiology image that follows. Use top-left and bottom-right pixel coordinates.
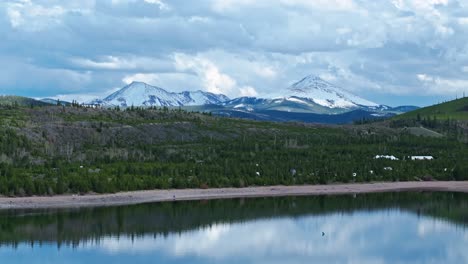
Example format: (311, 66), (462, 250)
(336, 27), (352, 35)
(212, 0), (356, 13)
(417, 74), (433, 82)
(121, 72), (203, 93)
(6, 8), (22, 28)
(188, 16), (211, 23)
(458, 17), (468, 26)
(319, 73), (338, 83)
(253, 66), (277, 79)
(280, 0), (356, 11)
(239, 86), (258, 96)
(390, 0), (453, 40)
(410, 0), (448, 10)
(418, 73), (468, 95)
(6, 0), (67, 30)
(211, 0), (257, 12)
(51, 89), (119, 104)
(122, 73), (160, 85)
(71, 56), (132, 70)
(69, 55), (174, 72)
(143, 0), (169, 10)
(174, 53), (238, 95)
(392, 0), (448, 11)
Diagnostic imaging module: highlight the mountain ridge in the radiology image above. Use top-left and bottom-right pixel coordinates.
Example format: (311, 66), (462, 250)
(92, 81), (230, 107)
(82, 75), (419, 123)
(288, 75), (378, 108)
(88, 75), (391, 113)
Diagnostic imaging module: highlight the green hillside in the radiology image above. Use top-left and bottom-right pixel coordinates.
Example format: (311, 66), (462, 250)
(0, 103), (467, 196)
(388, 97), (468, 141)
(395, 97), (468, 121)
(0, 95), (52, 107)
(40, 98), (71, 106)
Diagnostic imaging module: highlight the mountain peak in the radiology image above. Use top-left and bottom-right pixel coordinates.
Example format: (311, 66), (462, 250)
(287, 74), (378, 108)
(297, 74), (328, 83)
(97, 82), (229, 107)
(122, 81), (141, 88)
(124, 81), (163, 90)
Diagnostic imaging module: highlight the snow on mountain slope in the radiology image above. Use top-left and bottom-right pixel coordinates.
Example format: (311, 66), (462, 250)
(288, 75), (378, 108)
(222, 96), (336, 114)
(222, 97), (271, 112)
(220, 75), (380, 114)
(88, 76), (387, 115)
(180, 90), (229, 106)
(96, 82), (229, 107)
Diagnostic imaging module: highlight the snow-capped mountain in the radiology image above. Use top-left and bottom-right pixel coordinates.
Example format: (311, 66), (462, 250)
(92, 82), (229, 107)
(220, 75), (381, 114)
(222, 96), (338, 114)
(87, 77), (416, 123)
(287, 75), (378, 108)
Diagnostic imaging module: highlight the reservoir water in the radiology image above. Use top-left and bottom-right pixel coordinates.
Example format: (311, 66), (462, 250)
(0, 192), (467, 263)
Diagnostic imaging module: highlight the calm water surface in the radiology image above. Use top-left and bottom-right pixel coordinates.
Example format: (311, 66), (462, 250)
(1, 192), (468, 264)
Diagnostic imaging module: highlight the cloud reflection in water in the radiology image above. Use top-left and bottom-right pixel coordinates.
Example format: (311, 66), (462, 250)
(78, 210), (468, 264)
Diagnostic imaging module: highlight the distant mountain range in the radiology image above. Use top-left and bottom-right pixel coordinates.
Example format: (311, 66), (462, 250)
(90, 82), (229, 107)
(89, 75), (384, 111)
(0, 75), (419, 124)
(83, 75), (418, 124)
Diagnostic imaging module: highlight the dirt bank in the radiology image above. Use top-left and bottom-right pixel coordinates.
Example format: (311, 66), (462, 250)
(1, 181), (468, 210)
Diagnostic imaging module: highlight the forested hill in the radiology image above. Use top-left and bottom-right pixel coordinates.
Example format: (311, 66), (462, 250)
(0, 96), (51, 107)
(0, 103), (467, 196)
(389, 97), (468, 141)
(394, 97), (468, 121)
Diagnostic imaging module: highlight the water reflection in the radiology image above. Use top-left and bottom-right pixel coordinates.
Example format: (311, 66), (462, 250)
(1, 192), (468, 263)
(73, 212), (467, 263)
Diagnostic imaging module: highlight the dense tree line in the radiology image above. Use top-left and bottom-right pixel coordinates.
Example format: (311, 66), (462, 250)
(0, 105), (467, 196)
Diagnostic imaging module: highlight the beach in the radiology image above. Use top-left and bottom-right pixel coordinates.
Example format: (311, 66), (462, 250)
(1, 181), (468, 210)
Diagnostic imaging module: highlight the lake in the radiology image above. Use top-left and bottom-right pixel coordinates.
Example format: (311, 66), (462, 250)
(0, 192), (467, 263)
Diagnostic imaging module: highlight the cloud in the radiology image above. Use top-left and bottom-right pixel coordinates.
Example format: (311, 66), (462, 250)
(6, 0), (66, 30)
(417, 73), (468, 95)
(211, 0), (357, 12)
(69, 55), (174, 72)
(143, 0), (167, 8)
(52, 89), (118, 104)
(239, 86), (258, 96)
(122, 73), (159, 85)
(71, 56), (131, 71)
(0, 0), (468, 105)
(280, 0), (356, 11)
(458, 17), (468, 25)
(111, 0), (169, 11)
(254, 66), (277, 79)
(174, 53), (239, 96)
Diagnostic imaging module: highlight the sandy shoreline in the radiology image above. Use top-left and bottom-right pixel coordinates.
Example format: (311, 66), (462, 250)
(1, 181), (468, 210)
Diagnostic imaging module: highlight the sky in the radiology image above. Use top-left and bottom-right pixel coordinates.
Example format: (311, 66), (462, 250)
(1, 0), (468, 106)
